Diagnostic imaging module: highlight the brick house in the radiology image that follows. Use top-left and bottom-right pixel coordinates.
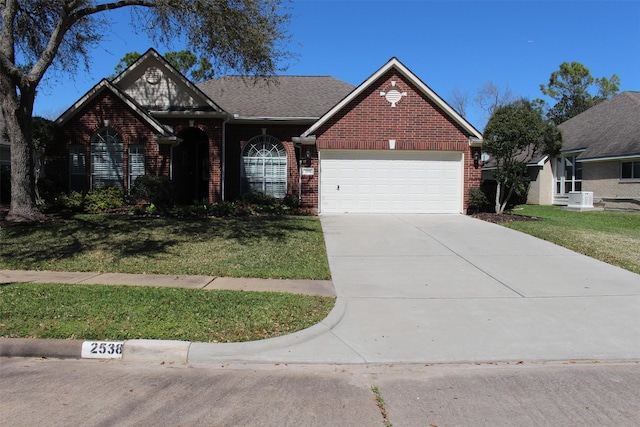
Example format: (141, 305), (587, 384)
(52, 49), (483, 213)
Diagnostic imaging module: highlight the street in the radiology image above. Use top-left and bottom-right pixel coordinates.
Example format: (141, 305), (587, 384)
(1, 358), (638, 426)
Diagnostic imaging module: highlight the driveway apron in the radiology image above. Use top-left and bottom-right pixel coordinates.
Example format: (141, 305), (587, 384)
(317, 214), (640, 364)
(193, 214), (640, 365)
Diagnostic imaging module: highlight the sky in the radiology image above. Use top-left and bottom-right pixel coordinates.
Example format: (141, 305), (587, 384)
(33, 0), (640, 131)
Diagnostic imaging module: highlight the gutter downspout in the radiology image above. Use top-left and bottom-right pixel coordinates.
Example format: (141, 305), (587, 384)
(295, 143), (302, 203)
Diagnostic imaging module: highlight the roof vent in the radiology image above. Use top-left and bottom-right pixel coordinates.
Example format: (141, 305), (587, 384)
(380, 81), (407, 107)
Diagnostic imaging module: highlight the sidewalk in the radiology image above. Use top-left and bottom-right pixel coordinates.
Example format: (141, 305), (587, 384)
(0, 269), (335, 296)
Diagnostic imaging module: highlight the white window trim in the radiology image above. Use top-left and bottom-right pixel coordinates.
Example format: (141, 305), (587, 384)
(91, 127), (124, 189)
(554, 154), (582, 195)
(241, 135), (287, 198)
(128, 144), (145, 189)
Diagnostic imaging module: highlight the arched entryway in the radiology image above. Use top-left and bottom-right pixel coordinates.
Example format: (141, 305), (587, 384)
(173, 128), (209, 204)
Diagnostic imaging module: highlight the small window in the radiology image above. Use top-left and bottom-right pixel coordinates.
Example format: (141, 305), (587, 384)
(129, 145), (145, 189)
(621, 161), (640, 179)
(69, 145), (86, 192)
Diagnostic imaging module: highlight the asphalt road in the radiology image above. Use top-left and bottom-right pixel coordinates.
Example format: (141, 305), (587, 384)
(1, 358), (639, 426)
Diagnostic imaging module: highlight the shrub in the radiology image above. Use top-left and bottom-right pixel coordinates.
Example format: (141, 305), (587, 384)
(468, 187), (491, 214)
(36, 177), (67, 207)
(130, 175), (174, 208)
(240, 192), (279, 206)
(208, 201), (236, 217)
(84, 186), (125, 212)
(282, 194), (301, 209)
(53, 191), (85, 212)
(192, 198), (212, 216)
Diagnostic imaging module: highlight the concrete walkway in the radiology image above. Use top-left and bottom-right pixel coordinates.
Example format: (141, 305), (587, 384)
(2, 214), (639, 365)
(0, 270), (335, 296)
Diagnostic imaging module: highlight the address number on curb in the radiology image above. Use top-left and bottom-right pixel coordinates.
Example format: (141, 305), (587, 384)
(81, 341), (124, 359)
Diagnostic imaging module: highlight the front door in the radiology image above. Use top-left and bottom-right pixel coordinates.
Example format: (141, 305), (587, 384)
(173, 128), (209, 205)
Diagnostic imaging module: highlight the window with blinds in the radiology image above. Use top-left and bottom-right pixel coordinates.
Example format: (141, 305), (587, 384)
(69, 145), (86, 192)
(128, 145), (145, 189)
(241, 135), (287, 198)
(91, 127), (124, 189)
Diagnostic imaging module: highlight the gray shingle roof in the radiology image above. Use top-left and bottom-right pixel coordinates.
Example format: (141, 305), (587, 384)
(197, 76), (355, 118)
(558, 91), (640, 160)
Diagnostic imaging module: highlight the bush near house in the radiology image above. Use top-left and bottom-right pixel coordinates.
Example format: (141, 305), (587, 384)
(130, 175), (174, 208)
(83, 186), (126, 212)
(46, 186), (126, 213)
(467, 187), (491, 214)
(42, 183), (310, 217)
(137, 192), (309, 218)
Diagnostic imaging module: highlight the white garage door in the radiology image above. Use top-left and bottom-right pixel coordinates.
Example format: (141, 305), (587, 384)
(320, 150), (463, 214)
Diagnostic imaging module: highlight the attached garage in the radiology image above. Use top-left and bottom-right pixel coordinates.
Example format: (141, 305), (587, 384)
(302, 58), (483, 215)
(320, 150), (463, 214)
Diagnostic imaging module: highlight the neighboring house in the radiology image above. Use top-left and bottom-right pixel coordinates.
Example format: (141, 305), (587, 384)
(483, 91), (640, 210)
(552, 91), (640, 210)
(51, 48), (483, 213)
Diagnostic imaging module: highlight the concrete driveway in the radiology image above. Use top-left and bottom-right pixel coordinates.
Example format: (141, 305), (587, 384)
(187, 214), (640, 365)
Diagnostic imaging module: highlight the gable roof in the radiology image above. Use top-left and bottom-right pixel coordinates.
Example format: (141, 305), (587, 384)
(112, 48), (222, 113)
(55, 79), (172, 136)
(301, 57), (482, 141)
(558, 91), (640, 160)
(197, 76), (354, 119)
(55, 48), (227, 132)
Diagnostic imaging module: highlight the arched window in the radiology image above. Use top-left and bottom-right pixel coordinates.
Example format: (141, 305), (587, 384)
(91, 127), (124, 189)
(241, 135), (287, 197)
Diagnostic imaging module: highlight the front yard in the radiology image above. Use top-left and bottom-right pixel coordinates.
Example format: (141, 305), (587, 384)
(505, 205), (640, 275)
(0, 214), (334, 342)
(2, 207), (637, 343)
(0, 214), (331, 279)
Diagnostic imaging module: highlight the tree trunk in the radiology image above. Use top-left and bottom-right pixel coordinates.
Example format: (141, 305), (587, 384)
(2, 89), (45, 223)
(496, 183), (516, 215)
(494, 181), (502, 214)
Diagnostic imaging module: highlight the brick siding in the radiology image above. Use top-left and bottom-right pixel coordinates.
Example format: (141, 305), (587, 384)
(53, 90), (225, 202)
(54, 70), (481, 212)
(51, 91), (160, 193)
(314, 70), (481, 210)
(224, 123), (310, 203)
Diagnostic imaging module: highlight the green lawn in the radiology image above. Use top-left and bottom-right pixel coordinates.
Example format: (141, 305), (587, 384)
(0, 214), (331, 280)
(505, 205), (640, 274)
(0, 213), (334, 342)
(0, 283), (334, 342)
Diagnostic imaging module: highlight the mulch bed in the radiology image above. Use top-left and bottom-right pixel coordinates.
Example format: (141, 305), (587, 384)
(471, 212), (540, 224)
(2, 206), (540, 227)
